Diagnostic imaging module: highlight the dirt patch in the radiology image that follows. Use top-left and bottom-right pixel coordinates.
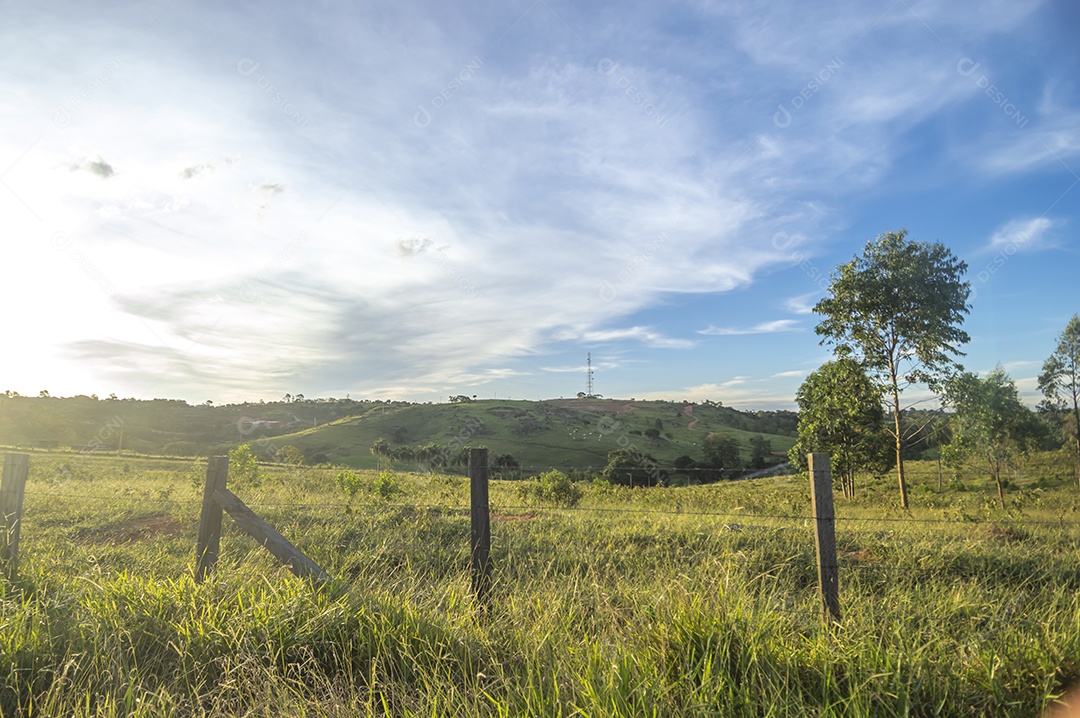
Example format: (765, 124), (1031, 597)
(547, 399), (637, 415)
(78, 515), (186, 545)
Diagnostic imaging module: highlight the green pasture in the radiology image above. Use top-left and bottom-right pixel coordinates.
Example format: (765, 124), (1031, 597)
(0, 451), (1078, 716)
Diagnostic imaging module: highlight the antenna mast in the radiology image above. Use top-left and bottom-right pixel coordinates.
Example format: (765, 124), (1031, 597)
(586, 352), (594, 398)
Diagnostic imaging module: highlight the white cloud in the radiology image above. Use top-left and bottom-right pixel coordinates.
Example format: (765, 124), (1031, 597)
(784, 291), (821, 315)
(975, 124), (1080, 175)
(698, 319), (799, 336)
(576, 327), (695, 349)
(984, 217), (1064, 254)
(771, 370), (806, 378)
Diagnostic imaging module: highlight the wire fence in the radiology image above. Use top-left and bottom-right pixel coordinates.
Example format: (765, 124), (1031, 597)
(18, 484), (1080, 527)
(8, 451), (1080, 623)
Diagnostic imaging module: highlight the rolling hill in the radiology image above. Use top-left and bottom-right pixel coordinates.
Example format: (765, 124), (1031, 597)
(268, 398), (797, 470)
(0, 394), (797, 471)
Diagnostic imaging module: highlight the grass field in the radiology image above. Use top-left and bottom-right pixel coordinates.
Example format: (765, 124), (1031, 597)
(2, 450), (1079, 716)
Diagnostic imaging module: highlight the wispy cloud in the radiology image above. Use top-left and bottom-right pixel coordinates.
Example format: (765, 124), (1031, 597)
(578, 326), (694, 349)
(771, 369), (806, 378)
(784, 291), (821, 315)
(983, 217), (1064, 253)
(698, 319), (799, 336)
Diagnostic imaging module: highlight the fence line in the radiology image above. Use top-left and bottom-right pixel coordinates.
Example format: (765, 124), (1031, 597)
(8, 450), (1080, 627)
(23, 490), (201, 505)
(17, 485), (1080, 529)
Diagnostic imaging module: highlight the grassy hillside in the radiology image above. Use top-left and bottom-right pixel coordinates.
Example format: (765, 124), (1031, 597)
(0, 395), (797, 471)
(271, 398), (797, 469)
(0, 394), (386, 455)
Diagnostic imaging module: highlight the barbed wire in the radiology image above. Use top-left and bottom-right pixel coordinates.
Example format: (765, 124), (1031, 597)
(21, 485), (1080, 531)
(22, 489), (200, 505)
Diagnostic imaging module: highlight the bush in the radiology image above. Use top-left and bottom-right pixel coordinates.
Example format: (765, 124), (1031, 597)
(335, 470), (402, 499)
(228, 444), (261, 487)
(518, 470), (583, 507)
(275, 445), (306, 465)
(335, 470), (364, 496)
(372, 471), (403, 499)
(187, 458), (207, 490)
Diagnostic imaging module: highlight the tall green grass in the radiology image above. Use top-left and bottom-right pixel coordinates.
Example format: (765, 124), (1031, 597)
(1, 452), (1078, 715)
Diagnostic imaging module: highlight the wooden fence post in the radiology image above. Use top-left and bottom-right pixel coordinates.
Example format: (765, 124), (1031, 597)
(470, 447), (491, 607)
(809, 453), (840, 623)
(1, 454), (30, 580)
(211, 487), (330, 582)
(195, 456), (228, 583)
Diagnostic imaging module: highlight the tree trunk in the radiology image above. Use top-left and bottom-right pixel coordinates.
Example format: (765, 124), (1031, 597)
(891, 383), (908, 509)
(993, 464), (1005, 510)
(1072, 391), (1080, 492)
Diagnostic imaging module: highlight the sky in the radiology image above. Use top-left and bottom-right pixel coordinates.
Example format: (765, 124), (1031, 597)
(1, 0), (1078, 410)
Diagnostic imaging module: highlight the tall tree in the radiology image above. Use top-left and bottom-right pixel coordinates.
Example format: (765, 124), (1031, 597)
(814, 230), (970, 508)
(1038, 314), (1080, 488)
(944, 368), (1044, 508)
(749, 435), (773, 470)
(370, 437), (391, 469)
(789, 359), (889, 499)
(700, 433), (741, 481)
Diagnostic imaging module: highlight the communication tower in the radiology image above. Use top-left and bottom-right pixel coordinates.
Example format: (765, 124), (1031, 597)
(586, 352), (595, 398)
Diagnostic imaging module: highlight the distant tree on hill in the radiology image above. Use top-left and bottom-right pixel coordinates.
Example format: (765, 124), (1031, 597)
(370, 438), (391, 468)
(601, 449), (666, 487)
(702, 434), (741, 480)
(449, 395), (475, 403)
(417, 442), (445, 470)
(492, 453), (521, 479)
(749, 435), (773, 470)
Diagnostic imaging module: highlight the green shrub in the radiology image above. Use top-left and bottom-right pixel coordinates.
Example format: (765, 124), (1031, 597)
(187, 458), (207, 490)
(274, 445), (306, 465)
(228, 444), (261, 487)
(335, 470), (364, 496)
(372, 471), (402, 499)
(518, 469), (583, 507)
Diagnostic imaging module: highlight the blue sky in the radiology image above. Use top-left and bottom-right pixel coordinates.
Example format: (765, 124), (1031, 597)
(1, 0), (1077, 409)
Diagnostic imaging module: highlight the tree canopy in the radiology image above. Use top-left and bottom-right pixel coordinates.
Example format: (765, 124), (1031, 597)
(814, 229), (970, 508)
(944, 367), (1043, 508)
(789, 358), (888, 498)
(1038, 314), (1080, 487)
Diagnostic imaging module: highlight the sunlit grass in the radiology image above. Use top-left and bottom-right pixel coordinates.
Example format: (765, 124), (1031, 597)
(1, 452), (1078, 715)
